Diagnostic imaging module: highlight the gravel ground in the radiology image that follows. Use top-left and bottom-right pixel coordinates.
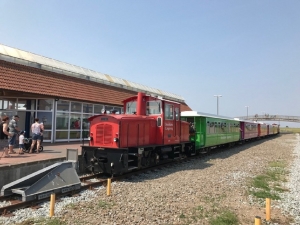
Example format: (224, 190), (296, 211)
(1, 133), (299, 225)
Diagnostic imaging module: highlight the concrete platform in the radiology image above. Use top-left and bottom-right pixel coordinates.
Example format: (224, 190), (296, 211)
(0, 142), (86, 189)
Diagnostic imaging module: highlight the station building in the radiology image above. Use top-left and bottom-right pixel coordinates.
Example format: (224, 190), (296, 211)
(0, 43), (191, 143)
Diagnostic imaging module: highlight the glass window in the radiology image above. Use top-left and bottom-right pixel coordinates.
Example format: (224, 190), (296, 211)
(71, 102), (82, 112)
(83, 103), (92, 113)
(56, 112), (69, 129)
(104, 106), (121, 114)
(70, 114), (81, 130)
(42, 131), (52, 141)
(37, 112), (53, 129)
(146, 101), (161, 115)
(157, 117), (162, 127)
(37, 99), (53, 110)
(94, 104), (104, 114)
(57, 100), (70, 111)
(104, 106), (113, 114)
(56, 131), (68, 140)
(82, 114), (91, 129)
(175, 108), (179, 120)
(114, 107), (122, 114)
(82, 115), (91, 138)
(207, 122), (214, 134)
(17, 99), (36, 110)
(0, 111), (14, 120)
(0, 98), (17, 110)
(17, 100), (27, 110)
(125, 101), (137, 114)
(164, 104), (174, 120)
(70, 131), (80, 139)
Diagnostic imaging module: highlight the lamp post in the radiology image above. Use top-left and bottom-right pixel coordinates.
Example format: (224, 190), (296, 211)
(214, 95), (222, 115)
(245, 106), (249, 119)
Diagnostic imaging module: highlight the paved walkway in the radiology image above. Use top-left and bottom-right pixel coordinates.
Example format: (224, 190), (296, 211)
(0, 142), (85, 167)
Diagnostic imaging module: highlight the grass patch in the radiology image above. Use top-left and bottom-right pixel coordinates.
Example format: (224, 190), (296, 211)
(248, 160), (288, 200)
(250, 190), (280, 200)
(252, 175), (270, 190)
(280, 128), (300, 134)
(179, 195), (237, 224)
(179, 213), (186, 218)
(66, 202), (78, 209)
(98, 200), (114, 209)
(209, 210), (239, 225)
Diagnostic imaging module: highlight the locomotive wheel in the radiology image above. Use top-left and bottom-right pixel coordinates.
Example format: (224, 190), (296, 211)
(141, 157), (150, 167)
(150, 153), (159, 165)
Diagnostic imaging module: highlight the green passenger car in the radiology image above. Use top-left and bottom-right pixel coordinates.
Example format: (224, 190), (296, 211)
(181, 111), (240, 153)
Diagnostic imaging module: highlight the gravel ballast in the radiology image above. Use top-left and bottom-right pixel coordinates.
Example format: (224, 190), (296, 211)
(0, 133), (299, 225)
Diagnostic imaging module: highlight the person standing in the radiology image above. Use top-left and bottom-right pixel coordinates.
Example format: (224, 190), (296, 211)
(29, 118), (44, 154)
(0, 116), (13, 157)
(8, 115), (20, 154)
(18, 130), (25, 155)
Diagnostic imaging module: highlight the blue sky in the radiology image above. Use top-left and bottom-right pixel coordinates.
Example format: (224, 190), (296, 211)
(1, 0), (299, 127)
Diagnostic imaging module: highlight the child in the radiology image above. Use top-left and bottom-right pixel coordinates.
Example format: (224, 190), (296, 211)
(18, 130), (25, 154)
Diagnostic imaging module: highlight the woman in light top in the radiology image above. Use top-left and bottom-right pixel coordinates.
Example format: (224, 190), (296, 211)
(29, 118), (44, 154)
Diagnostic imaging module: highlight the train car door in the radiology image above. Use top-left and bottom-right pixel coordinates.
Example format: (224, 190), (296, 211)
(195, 116), (205, 148)
(240, 122), (245, 140)
(175, 107), (180, 138)
(163, 103), (178, 144)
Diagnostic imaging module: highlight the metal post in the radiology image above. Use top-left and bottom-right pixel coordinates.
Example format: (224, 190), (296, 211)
(245, 106), (249, 119)
(82, 119), (85, 146)
(49, 193), (56, 217)
(214, 95), (222, 115)
(107, 178), (111, 196)
(255, 216), (261, 225)
(266, 198), (271, 221)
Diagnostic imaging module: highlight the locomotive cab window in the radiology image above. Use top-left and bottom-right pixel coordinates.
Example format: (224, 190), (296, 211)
(146, 100), (161, 115)
(125, 101), (137, 114)
(164, 104), (174, 120)
(175, 108), (179, 120)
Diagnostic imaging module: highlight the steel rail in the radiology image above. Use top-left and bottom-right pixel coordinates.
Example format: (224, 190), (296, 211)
(0, 134), (279, 216)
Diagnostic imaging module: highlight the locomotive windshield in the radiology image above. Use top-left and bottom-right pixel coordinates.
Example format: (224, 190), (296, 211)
(146, 101), (161, 115)
(125, 101), (137, 114)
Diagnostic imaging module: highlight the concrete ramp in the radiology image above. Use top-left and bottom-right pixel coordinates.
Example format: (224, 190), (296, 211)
(1, 161), (81, 202)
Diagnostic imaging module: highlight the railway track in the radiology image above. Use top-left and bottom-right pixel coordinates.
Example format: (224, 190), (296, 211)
(0, 139), (267, 216)
(0, 155), (191, 216)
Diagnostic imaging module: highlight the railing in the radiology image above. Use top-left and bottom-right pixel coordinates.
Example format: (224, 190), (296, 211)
(237, 115), (300, 123)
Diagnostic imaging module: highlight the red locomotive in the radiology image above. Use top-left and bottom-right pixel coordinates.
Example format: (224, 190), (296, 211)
(82, 92), (190, 174)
